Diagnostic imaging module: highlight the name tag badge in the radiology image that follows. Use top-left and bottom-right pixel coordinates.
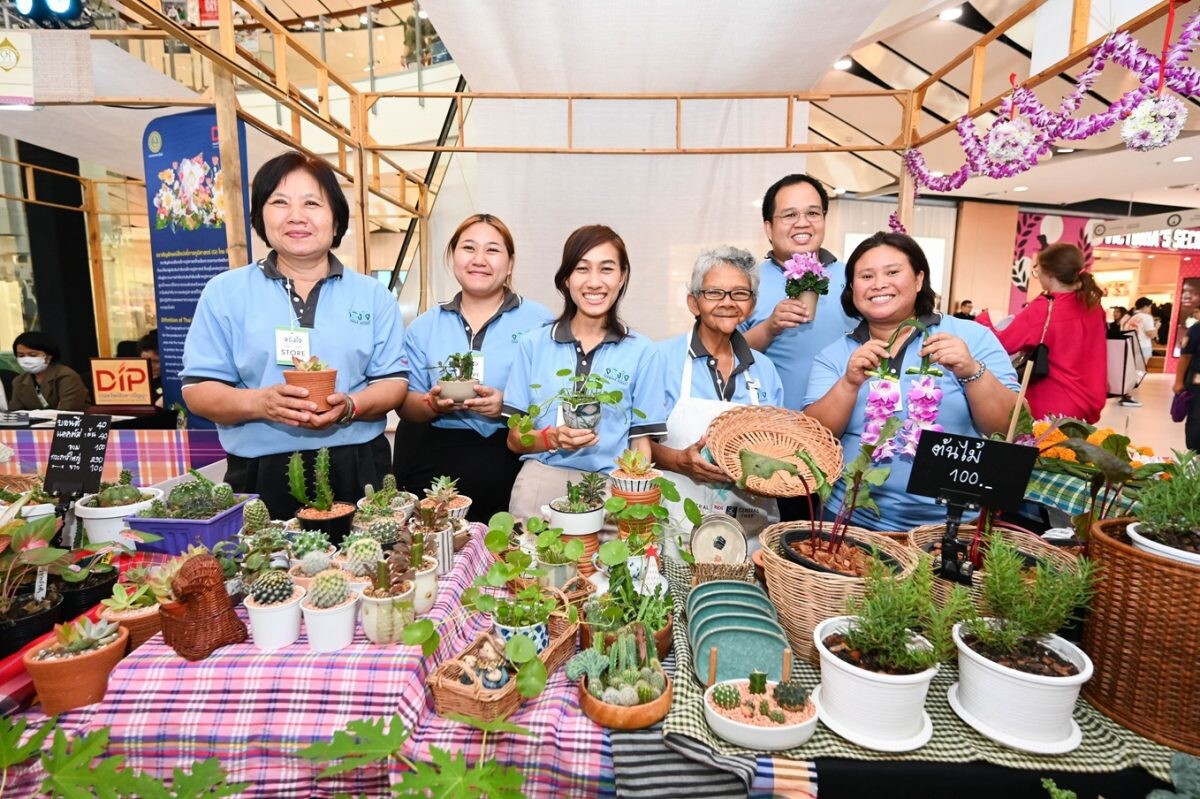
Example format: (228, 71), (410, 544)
(471, 352), (485, 384)
(276, 326), (312, 366)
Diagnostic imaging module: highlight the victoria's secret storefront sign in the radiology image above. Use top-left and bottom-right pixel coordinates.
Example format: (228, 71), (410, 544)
(1102, 228), (1200, 251)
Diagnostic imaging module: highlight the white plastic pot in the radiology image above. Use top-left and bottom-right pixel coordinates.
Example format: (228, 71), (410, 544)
(20, 503), (56, 524)
(244, 587), (306, 650)
(543, 502), (604, 536)
(75, 488), (164, 546)
(301, 592), (360, 652)
(703, 680), (820, 750)
(813, 615), (936, 752)
(412, 561), (438, 614)
(360, 585), (414, 645)
(1126, 522), (1200, 568)
(949, 622), (1092, 754)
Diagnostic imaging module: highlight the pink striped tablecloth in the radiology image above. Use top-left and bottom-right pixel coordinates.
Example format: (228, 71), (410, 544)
(4, 529), (612, 799)
(0, 429), (225, 485)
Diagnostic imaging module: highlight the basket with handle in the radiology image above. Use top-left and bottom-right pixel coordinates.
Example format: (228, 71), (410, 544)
(704, 406), (843, 498)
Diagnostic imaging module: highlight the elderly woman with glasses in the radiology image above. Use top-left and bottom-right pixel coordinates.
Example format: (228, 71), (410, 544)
(652, 246), (785, 552)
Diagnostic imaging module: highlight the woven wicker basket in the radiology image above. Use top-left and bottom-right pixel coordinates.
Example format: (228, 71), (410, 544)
(1083, 518), (1200, 755)
(691, 561), (754, 586)
(428, 589), (578, 722)
(0, 474), (44, 493)
(705, 406), (843, 497)
(759, 521), (919, 664)
(906, 522), (1078, 614)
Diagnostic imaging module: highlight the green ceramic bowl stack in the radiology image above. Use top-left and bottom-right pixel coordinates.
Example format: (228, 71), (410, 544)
(686, 580), (788, 685)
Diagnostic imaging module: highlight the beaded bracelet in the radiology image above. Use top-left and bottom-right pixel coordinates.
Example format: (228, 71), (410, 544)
(959, 360), (987, 384)
(338, 395), (357, 425)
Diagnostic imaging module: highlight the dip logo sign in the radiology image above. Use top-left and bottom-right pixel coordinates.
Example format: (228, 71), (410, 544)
(91, 358), (153, 406)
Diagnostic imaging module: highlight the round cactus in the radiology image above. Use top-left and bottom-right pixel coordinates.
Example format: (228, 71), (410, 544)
(250, 569), (295, 605)
(300, 550), (332, 577)
(711, 682), (741, 710)
(308, 569), (351, 609)
(772, 678), (810, 711)
(635, 680), (659, 704)
(616, 685), (640, 706)
(96, 483), (144, 507)
(290, 529), (331, 560)
(601, 686), (621, 705)
(344, 537), (384, 577)
(242, 499), (270, 533)
(213, 482), (236, 509)
(368, 518), (403, 544)
(646, 669), (666, 694)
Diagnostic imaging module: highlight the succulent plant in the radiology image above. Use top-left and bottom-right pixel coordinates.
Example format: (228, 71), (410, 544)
(100, 582), (156, 612)
(93, 482), (144, 508)
(212, 483), (235, 509)
(635, 680), (657, 705)
(143, 471), (237, 521)
(290, 529), (331, 560)
(769, 709), (786, 724)
(289, 448), (336, 512)
(308, 569), (351, 609)
(748, 670), (767, 695)
(299, 550), (332, 577)
(368, 518), (404, 544)
(424, 475), (459, 504)
(382, 474), (397, 493)
(772, 678), (810, 711)
(147, 546), (208, 603)
(34, 617), (121, 659)
(614, 449), (656, 477)
(290, 354), (328, 371)
(344, 537), (384, 577)
(250, 569), (295, 605)
(711, 683), (740, 709)
(242, 499), (271, 534)
(758, 699), (771, 716)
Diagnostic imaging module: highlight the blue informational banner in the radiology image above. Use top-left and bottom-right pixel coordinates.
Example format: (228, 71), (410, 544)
(141, 109), (251, 428)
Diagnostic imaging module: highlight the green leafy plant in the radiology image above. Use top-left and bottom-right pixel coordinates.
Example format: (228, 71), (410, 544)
(100, 581), (157, 612)
(583, 539), (671, 636)
(1149, 752), (1200, 798)
(0, 503), (70, 618)
(530, 517), (585, 566)
(435, 352), (475, 382)
(552, 473), (608, 514)
(1134, 450), (1200, 553)
(137, 470), (239, 521)
(603, 477), (681, 556)
(290, 354), (329, 372)
(288, 448), (335, 512)
(507, 369), (643, 446)
(613, 448), (658, 477)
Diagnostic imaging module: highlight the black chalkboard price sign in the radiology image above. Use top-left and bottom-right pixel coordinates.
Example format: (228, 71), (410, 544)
(43, 413), (112, 497)
(906, 431), (1037, 513)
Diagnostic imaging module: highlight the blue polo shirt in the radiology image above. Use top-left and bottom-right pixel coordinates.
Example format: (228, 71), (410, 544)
(658, 324), (785, 409)
(180, 252), (408, 458)
(404, 290), (553, 437)
(740, 249), (854, 410)
(803, 313), (1020, 532)
(502, 320), (669, 473)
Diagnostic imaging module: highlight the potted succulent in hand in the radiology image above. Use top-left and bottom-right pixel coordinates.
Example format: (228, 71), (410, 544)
(300, 569), (360, 652)
(419, 475), (472, 521)
(75, 469), (163, 545)
(289, 448), (356, 545)
(814, 553), (969, 751)
(704, 669), (820, 750)
(283, 354), (338, 413)
(99, 564), (161, 651)
(434, 352), (480, 405)
(1126, 450), (1200, 566)
(244, 569), (306, 650)
(950, 534), (1098, 753)
(360, 545), (415, 645)
(0, 504), (68, 658)
(569, 622), (672, 729)
(23, 617), (128, 714)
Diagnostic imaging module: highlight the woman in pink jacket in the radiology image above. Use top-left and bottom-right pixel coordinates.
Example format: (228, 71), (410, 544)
(977, 243), (1108, 423)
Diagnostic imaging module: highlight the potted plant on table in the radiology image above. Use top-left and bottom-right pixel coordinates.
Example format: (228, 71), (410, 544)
(433, 352), (480, 404)
(950, 534), (1098, 754)
(704, 669), (820, 750)
(289, 448), (356, 545)
(419, 475), (472, 521)
(1125, 450), (1200, 566)
(408, 512), (442, 614)
(75, 469), (163, 545)
(581, 539), (673, 660)
(127, 470), (252, 554)
(568, 622), (672, 729)
(288, 528), (334, 563)
(610, 448), (662, 494)
(99, 564), (161, 652)
(360, 544), (415, 645)
(814, 553), (970, 752)
(354, 474), (417, 528)
(283, 354), (338, 413)
(529, 517), (584, 591)
(244, 569), (306, 651)
(0, 504), (69, 658)
(23, 617), (128, 715)
(300, 569), (360, 652)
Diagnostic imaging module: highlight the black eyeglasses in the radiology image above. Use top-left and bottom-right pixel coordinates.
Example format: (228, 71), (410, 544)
(697, 288), (754, 302)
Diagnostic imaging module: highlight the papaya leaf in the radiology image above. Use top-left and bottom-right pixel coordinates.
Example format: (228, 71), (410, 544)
(0, 715), (54, 770)
(39, 727), (134, 799)
(295, 714), (411, 778)
(443, 713), (532, 739)
(399, 746), (526, 799)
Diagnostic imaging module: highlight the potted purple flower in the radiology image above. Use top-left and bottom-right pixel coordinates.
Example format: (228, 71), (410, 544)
(783, 252), (831, 320)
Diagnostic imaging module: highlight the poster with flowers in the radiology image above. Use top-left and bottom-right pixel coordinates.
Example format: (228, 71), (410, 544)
(152, 154), (225, 232)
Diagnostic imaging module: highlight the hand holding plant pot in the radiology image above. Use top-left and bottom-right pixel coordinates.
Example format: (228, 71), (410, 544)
(783, 252), (830, 321)
(433, 352), (480, 405)
(508, 370), (644, 446)
(283, 355), (338, 413)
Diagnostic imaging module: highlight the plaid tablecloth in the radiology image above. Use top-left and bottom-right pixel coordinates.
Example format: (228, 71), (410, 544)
(0, 429), (225, 486)
(1025, 468), (1138, 518)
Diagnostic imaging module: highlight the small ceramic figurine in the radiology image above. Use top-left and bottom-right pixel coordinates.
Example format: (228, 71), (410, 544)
(459, 635), (510, 689)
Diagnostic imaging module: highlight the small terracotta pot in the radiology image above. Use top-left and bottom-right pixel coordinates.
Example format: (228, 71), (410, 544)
(610, 484), (662, 541)
(283, 369), (338, 412)
(24, 627), (129, 715)
(100, 605), (162, 652)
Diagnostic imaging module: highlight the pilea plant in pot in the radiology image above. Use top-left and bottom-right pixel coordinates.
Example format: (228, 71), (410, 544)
(704, 669), (819, 750)
(288, 448), (356, 545)
(419, 475), (473, 521)
(283, 354), (337, 413)
(605, 475), (680, 546)
(99, 564), (161, 651)
(360, 542), (415, 645)
(950, 533), (1098, 754)
(23, 617), (128, 714)
(569, 622), (672, 730)
(0, 503), (69, 658)
(529, 516), (584, 591)
(814, 552), (970, 752)
(434, 351), (480, 404)
(508, 369), (638, 440)
(581, 538), (673, 660)
(1126, 449), (1200, 566)
(75, 469), (162, 545)
(244, 569), (306, 651)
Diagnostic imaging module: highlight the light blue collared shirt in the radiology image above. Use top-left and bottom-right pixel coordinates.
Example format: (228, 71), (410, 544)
(657, 324), (785, 410)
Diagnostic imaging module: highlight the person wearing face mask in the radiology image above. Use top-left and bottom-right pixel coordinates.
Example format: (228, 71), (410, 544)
(10, 331), (90, 412)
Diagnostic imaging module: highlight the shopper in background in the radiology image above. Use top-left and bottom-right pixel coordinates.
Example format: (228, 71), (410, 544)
(977, 243), (1107, 423)
(1108, 306), (1129, 336)
(138, 329), (163, 405)
(953, 299), (976, 320)
(9, 331), (89, 412)
(1175, 326), (1200, 451)
(1119, 296), (1158, 408)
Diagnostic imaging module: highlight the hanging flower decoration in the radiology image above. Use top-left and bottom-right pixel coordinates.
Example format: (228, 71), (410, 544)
(1121, 93), (1189, 151)
(887, 211), (907, 234)
(782, 252), (830, 298)
(985, 118), (1041, 165)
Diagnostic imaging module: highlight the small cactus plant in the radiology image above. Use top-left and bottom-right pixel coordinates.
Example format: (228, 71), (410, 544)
(242, 499), (271, 534)
(381, 474), (398, 493)
(308, 569), (351, 609)
(344, 537), (384, 577)
(290, 529), (331, 560)
(212, 482), (236, 509)
(299, 550), (332, 577)
(772, 679), (810, 711)
(748, 670), (767, 695)
(368, 518), (404, 544)
(711, 683), (740, 709)
(250, 569), (295, 605)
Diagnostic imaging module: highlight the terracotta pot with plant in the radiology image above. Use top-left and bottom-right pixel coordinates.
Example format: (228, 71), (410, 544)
(289, 448), (356, 545)
(282, 355), (338, 413)
(99, 564), (161, 651)
(24, 617), (129, 714)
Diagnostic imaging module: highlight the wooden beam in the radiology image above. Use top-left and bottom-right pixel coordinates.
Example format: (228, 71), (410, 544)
(418, 181), (430, 313)
(1070, 0), (1092, 53)
(917, 0), (1050, 93)
(82, 180), (112, 356)
(968, 45), (987, 109)
(351, 93), (370, 274)
(214, 66), (249, 270)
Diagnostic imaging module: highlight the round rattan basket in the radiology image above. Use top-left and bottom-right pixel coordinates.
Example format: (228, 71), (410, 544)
(705, 406), (843, 498)
(0, 474), (44, 493)
(759, 521), (919, 664)
(1082, 518), (1200, 755)
(906, 522), (1078, 614)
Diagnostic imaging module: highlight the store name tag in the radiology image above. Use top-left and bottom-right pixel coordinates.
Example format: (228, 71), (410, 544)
(276, 327), (311, 365)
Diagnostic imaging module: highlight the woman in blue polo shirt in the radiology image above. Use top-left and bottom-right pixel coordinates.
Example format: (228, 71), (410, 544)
(653, 246), (784, 552)
(503, 225), (668, 522)
(395, 213), (552, 521)
(180, 151), (408, 518)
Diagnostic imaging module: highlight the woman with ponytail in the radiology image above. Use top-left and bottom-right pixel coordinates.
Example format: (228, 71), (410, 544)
(977, 243), (1108, 422)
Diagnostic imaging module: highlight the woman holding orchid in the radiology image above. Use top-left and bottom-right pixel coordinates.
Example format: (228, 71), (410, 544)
(803, 232), (1019, 532)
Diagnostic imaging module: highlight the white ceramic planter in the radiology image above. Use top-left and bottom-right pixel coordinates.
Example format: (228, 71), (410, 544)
(412, 561), (438, 614)
(949, 622), (1092, 754)
(360, 584), (415, 645)
(244, 587), (306, 650)
(354, 493), (417, 525)
(543, 502), (604, 536)
(301, 592), (360, 652)
(20, 503), (56, 524)
(493, 618), (550, 654)
(1126, 522), (1200, 568)
(703, 680), (820, 750)
(437, 378), (480, 404)
(75, 488), (164, 546)
(536, 559), (578, 591)
(813, 616), (936, 752)
(434, 526), (455, 575)
(610, 471), (661, 493)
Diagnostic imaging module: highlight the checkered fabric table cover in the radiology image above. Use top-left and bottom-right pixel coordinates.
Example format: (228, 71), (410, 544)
(662, 558), (1174, 784)
(1025, 468), (1138, 518)
(0, 429), (225, 486)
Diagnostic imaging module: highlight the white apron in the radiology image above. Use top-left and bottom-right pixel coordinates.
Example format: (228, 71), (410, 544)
(662, 355), (779, 556)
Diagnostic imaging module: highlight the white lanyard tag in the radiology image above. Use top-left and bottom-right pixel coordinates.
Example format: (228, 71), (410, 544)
(276, 326), (312, 366)
(470, 352), (485, 384)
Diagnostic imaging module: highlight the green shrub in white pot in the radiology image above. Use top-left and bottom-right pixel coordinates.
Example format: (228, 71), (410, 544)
(1127, 451), (1200, 567)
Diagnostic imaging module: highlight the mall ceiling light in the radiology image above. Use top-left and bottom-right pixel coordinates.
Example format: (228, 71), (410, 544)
(1173, 155), (1193, 163)
(1013, 186), (1029, 192)
(939, 6), (963, 21)
(13, 0), (82, 22)
(834, 57), (853, 70)
(1058, 148), (1075, 154)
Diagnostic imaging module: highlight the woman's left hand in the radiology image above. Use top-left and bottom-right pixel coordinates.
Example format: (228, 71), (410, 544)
(462, 385), (503, 418)
(919, 333), (978, 380)
(302, 392), (348, 430)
